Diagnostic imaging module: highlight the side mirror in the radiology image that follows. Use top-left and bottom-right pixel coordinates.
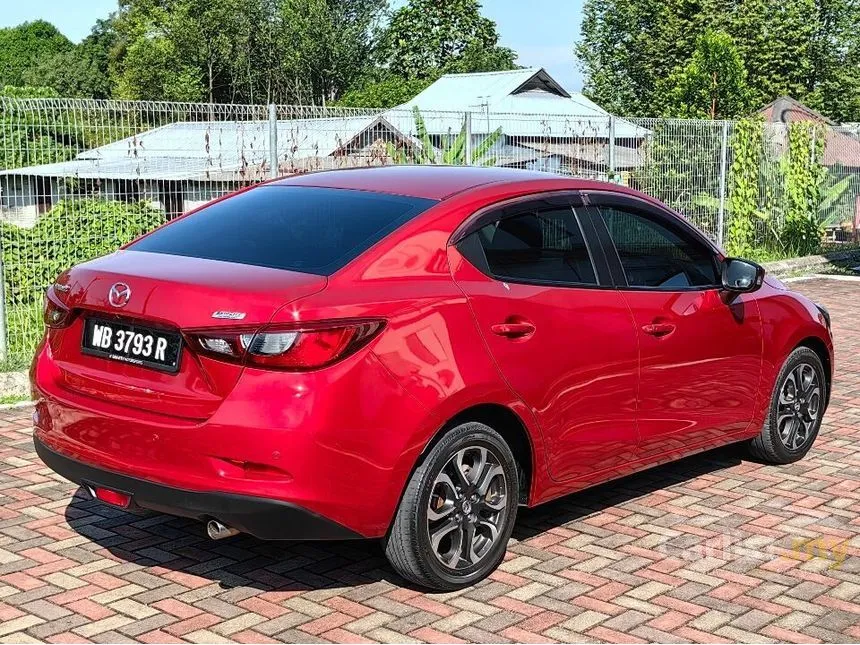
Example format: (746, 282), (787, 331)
(721, 257), (765, 293)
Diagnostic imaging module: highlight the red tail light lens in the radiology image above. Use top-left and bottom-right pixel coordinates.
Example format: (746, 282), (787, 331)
(43, 287), (72, 328)
(188, 320), (384, 371)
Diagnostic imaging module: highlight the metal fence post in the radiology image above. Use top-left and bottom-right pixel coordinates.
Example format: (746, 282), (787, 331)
(268, 103), (278, 179)
(608, 115), (616, 180)
(717, 120), (729, 248)
(463, 111), (472, 165)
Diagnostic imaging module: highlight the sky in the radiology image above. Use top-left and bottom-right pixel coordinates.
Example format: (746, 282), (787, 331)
(0, 0), (586, 91)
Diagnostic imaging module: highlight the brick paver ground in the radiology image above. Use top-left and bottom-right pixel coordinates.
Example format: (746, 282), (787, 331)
(1, 277), (859, 643)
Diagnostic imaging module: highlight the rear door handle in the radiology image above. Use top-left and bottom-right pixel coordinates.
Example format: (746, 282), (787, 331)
(491, 322), (536, 339)
(642, 322), (676, 337)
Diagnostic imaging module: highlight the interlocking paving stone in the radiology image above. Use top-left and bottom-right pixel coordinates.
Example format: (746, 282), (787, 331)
(1, 278), (859, 643)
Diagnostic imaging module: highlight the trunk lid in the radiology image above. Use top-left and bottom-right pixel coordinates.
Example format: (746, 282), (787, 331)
(46, 250), (326, 419)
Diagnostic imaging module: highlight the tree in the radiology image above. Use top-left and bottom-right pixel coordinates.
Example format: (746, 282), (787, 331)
(804, 0), (860, 123)
(274, 0), (387, 104)
(577, 0), (711, 116)
(25, 19), (119, 99)
(380, 0), (516, 80)
(337, 72), (434, 108)
(0, 21), (73, 88)
(577, 0), (860, 122)
(110, 0), (385, 104)
(663, 30), (749, 119)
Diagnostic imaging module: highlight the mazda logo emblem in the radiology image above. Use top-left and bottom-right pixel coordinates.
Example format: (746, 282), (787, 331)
(108, 282), (132, 308)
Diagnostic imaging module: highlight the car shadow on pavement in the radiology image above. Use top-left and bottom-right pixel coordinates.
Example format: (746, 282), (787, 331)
(63, 443), (745, 592)
(512, 443), (745, 542)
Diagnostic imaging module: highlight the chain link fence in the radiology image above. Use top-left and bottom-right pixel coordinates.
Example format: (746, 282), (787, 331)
(1, 97), (859, 368)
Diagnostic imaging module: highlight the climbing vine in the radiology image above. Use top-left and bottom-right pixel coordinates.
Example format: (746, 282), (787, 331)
(783, 122), (825, 256)
(726, 118), (763, 256)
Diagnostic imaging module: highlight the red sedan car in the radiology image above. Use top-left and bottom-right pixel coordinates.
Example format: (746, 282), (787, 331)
(33, 166), (833, 590)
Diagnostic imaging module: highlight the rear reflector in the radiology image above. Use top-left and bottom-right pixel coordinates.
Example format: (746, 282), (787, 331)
(91, 486), (131, 508)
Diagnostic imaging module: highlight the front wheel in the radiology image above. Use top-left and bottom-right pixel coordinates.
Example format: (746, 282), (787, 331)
(384, 422), (519, 590)
(749, 346), (826, 464)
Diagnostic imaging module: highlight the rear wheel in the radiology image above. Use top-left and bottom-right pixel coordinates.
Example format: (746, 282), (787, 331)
(384, 422), (519, 590)
(749, 347), (826, 464)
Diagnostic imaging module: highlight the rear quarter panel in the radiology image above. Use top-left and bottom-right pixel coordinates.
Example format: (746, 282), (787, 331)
(291, 192), (562, 511)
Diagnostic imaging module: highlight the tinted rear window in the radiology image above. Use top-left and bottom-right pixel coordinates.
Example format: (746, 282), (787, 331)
(130, 186), (437, 275)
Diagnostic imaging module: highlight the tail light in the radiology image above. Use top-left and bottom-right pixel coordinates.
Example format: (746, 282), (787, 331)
(187, 319), (384, 371)
(43, 286), (72, 328)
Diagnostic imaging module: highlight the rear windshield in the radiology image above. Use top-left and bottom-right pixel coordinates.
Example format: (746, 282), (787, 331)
(129, 186), (437, 275)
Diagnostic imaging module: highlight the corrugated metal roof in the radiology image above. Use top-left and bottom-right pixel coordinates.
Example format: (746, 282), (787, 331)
(0, 70), (648, 181)
(392, 68), (648, 139)
(0, 115), (415, 181)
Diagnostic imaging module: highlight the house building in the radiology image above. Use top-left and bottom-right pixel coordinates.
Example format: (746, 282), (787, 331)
(0, 68), (644, 225)
(0, 114), (417, 226)
(387, 67), (647, 174)
(758, 96), (860, 235)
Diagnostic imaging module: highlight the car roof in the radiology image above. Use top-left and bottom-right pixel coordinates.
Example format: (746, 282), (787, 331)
(272, 165), (638, 201)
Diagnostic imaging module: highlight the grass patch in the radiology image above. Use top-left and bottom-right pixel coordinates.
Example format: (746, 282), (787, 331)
(745, 242), (860, 264)
(3, 302), (42, 370)
(0, 393), (31, 405)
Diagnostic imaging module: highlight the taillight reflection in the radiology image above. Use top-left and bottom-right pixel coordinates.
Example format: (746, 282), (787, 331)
(187, 320), (384, 371)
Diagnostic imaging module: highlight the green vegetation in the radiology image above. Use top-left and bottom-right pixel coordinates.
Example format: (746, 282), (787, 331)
(0, 21), (73, 89)
(385, 106), (503, 166)
(0, 0), (517, 108)
(783, 122), (826, 256)
(0, 394), (31, 405)
(0, 199), (164, 366)
(339, 0), (517, 108)
(664, 30), (749, 120)
(578, 0), (860, 122)
(726, 118), (764, 257)
(722, 118), (837, 258)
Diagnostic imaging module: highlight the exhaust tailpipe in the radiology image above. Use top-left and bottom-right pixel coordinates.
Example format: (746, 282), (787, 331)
(207, 520), (240, 540)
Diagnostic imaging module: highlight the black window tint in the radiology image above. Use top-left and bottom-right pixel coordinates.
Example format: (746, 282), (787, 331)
(599, 206), (718, 288)
(130, 186), (437, 275)
(476, 207), (596, 285)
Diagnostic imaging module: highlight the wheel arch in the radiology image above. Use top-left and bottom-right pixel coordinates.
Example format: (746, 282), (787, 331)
(391, 402), (536, 536)
(444, 403), (534, 505)
(796, 336), (832, 409)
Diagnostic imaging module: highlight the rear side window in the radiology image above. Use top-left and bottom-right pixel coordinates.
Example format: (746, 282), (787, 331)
(475, 206), (596, 285)
(130, 186), (437, 275)
(599, 206), (718, 288)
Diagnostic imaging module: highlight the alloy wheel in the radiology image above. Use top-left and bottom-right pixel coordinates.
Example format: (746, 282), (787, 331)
(777, 362), (821, 451)
(426, 446), (508, 570)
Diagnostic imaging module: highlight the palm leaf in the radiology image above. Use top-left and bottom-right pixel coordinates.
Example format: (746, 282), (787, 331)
(385, 141), (407, 164)
(820, 175), (852, 212)
(412, 105), (436, 164)
(442, 123), (467, 165)
(471, 127), (503, 164)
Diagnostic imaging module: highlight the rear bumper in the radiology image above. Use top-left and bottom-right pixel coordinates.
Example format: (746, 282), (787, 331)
(34, 436), (362, 540)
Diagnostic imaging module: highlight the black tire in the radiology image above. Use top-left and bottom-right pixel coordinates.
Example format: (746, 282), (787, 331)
(749, 346), (826, 464)
(384, 422), (519, 591)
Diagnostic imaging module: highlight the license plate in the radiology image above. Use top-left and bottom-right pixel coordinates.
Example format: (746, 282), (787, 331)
(82, 318), (182, 373)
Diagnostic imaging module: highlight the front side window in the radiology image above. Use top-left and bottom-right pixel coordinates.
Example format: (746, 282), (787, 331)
(599, 206), (718, 288)
(475, 206), (596, 285)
